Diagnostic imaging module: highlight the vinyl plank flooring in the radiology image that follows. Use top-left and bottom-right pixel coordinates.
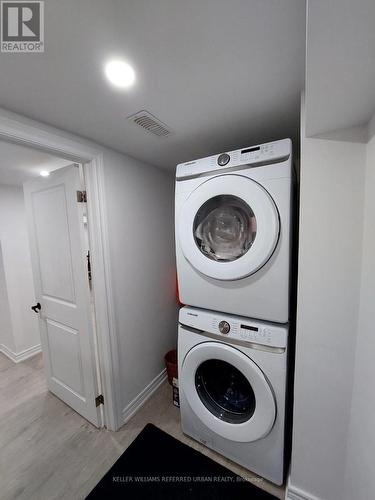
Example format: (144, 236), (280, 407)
(0, 352), (285, 500)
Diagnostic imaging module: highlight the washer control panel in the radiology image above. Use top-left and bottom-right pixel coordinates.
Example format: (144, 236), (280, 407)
(179, 306), (287, 349)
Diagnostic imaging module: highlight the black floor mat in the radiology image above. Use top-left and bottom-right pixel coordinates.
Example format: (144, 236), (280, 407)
(86, 423), (277, 499)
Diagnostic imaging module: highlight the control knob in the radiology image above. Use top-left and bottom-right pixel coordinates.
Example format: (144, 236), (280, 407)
(217, 153), (230, 166)
(218, 320), (230, 335)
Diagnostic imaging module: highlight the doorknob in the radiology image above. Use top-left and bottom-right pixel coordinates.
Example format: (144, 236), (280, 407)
(31, 302), (41, 313)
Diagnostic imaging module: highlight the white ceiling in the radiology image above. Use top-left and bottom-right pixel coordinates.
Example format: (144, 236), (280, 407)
(0, 140), (70, 186)
(305, 0), (375, 136)
(0, 0), (306, 170)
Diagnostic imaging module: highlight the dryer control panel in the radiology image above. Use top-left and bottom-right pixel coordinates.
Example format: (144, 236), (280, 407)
(176, 138), (291, 180)
(179, 306), (287, 349)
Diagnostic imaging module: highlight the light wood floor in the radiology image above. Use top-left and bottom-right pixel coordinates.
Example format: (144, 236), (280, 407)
(0, 353), (284, 500)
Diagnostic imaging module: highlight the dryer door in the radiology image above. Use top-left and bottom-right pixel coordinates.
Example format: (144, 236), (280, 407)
(180, 342), (276, 442)
(178, 174), (279, 280)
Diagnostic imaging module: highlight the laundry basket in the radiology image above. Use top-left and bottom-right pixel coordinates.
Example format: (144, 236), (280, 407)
(165, 349), (178, 386)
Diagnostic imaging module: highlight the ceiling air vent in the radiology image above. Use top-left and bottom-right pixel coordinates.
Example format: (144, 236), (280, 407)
(127, 110), (172, 137)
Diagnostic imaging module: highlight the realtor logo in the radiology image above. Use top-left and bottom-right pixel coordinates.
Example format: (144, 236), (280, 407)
(1, 1), (44, 52)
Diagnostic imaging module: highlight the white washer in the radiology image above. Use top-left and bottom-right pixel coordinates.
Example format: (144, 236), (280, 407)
(175, 138), (293, 323)
(178, 306), (288, 485)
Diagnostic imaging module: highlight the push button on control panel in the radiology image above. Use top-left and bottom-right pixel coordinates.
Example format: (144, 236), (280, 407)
(218, 320), (230, 335)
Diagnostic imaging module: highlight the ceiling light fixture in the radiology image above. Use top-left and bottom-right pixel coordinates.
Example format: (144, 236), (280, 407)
(40, 170), (50, 177)
(104, 59), (136, 89)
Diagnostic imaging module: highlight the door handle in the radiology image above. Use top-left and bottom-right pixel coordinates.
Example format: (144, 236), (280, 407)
(31, 302), (41, 313)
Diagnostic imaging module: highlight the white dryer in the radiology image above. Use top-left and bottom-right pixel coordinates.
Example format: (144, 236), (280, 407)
(175, 138), (293, 323)
(178, 306), (288, 485)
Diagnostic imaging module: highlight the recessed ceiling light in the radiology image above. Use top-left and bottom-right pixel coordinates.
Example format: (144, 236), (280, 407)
(40, 170), (50, 177)
(104, 59), (136, 89)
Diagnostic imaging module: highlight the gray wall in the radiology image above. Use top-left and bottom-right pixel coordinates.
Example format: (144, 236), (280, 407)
(103, 150), (178, 416)
(343, 115), (375, 500)
(0, 184), (40, 355)
(0, 244), (14, 351)
(288, 101), (367, 500)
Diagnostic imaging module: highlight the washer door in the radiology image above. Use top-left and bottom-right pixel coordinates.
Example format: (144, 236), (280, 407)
(181, 342), (276, 442)
(178, 174), (279, 280)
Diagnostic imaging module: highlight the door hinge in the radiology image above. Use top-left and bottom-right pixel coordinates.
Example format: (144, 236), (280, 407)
(95, 394), (104, 407)
(77, 190), (87, 203)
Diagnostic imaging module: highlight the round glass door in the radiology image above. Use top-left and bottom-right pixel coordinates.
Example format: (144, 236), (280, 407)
(178, 175), (280, 281)
(180, 342), (276, 443)
(193, 195), (257, 262)
(195, 359), (256, 423)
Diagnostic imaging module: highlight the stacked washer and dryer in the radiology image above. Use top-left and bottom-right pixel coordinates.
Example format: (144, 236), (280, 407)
(174, 138), (293, 485)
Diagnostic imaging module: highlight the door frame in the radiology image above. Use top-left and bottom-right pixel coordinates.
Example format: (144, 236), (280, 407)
(0, 107), (120, 431)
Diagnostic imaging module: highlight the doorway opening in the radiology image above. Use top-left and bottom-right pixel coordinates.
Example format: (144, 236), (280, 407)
(0, 138), (106, 428)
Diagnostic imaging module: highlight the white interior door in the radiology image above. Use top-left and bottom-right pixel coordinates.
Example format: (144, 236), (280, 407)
(24, 165), (101, 426)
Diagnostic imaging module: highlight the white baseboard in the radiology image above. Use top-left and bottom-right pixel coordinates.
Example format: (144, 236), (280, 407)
(0, 343), (42, 363)
(287, 484), (323, 500)
(122, 368), (168, 424)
